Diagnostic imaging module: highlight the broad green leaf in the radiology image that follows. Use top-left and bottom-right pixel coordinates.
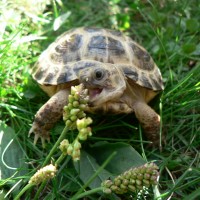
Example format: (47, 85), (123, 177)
(0, 123), (28, 181)
(182, 187), (200, 200)
(182, 43), (196, 54)
(88, 141), (145, 174)
(186, 19), (199, 32)
(74, 150), (113, 189)
(74, 142), (145, 189)
(0, 189), (9, 200)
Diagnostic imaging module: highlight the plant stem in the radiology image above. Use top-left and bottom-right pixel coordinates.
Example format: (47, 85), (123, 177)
(71, 187), (103, 200)
(33, 126), (69, 198)
(17, 125), (69, 199)
(42, 125), (69, 167)
(14, 183), (34, 200)
(55, 153), (66, 165)
(33, 181), (47, 200)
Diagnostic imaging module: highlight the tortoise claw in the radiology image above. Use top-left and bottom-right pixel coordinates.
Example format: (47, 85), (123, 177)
(33, 134), (49, 148)
(29, 123), (50, 148)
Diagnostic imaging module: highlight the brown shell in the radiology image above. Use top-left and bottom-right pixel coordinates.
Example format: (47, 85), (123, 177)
(32, 27), (164, 91)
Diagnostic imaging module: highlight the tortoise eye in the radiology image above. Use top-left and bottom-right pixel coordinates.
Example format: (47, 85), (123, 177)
(94, 69), (104, 80)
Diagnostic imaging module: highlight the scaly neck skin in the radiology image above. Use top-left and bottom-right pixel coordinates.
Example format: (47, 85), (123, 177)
(123, 80), (159, 107)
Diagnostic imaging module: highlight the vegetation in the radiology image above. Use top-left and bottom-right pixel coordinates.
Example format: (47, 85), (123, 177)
(0, 0), (199, 199)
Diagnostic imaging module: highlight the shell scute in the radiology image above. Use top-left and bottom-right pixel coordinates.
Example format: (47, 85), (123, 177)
(88, 36), (107, 57)
(130, 42), (154, 71)
(66, 34), (83, 52)
(140, 72), (153, 89)
(56, 72), (68, 84)
(43, 73), (54, 84)
(34, 68), (44, 81)
(89, 35), (107, 49)
(107, 37), (125, 55)
(121, 66), (139, 82)
(149, 74), (162, 90)
(50, 34), (83, 64)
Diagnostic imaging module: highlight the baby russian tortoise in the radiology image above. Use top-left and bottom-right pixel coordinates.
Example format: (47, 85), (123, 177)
(30, 27), (164, 145)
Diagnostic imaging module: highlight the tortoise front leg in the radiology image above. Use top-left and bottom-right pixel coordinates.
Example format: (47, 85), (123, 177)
(133, 101), (161, 145)
(29, 89), (69, 147)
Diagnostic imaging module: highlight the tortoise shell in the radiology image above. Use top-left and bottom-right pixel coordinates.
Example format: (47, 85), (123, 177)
(32, 27), (164, 91)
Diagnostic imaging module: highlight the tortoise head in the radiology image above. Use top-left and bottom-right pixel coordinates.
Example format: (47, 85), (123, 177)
(77, 62), (126, 106)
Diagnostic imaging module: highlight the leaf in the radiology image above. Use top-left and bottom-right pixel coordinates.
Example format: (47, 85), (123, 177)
(74, 142), (145, 189)
(186, 19), (199, 32)
(74, 150), (113, 189)
(23, 89), (37, 99)
(53, 12), (71, 31)
(0, 189), (9, 200)
(0, 123), (28, 181)
(182, 187), (200, 200)
(182, 43), (196, 54)
(88, 141), (145, 174)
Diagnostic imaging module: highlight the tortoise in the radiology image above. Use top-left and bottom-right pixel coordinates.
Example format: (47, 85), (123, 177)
(29, 27), (164, 145)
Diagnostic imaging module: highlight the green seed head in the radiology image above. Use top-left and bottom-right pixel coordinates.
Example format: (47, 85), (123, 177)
(144, 173), (151, 179)
(70, 115), (77, 122)
(137, 173), (143, 180)
(88, 130), (92, 136)
(120, 183), (127, 190)
(70, 108), (80, 116)
(139, 166), (146, 174)
(73, 101), (80, 107)
(68, 94), (74, 103)
(79, 104), (87, 110)
(67, 144), (73, 155)
(110, 185), (120, 192)
(114, 179), (121, 186)
(77, 112), (86, 119)
(61, 84), (93, 162)
(131, 173), (137, 179)
(59, 139), (69, 154)
(74, 93), (80, 100)
(78, 134), (88, 141)
(150, 175), (158, 185)
(136, 179), (142, 186)
(143, 179), (150, 187)
(67, 103), (73, 110)
(103, 188), (112, 194)
(76, 119), (86, 129)
(102, 180), (113, 188)
(65, 120), (72, 127)
(128, 185), (136, 192)
(101, 162), (159, 196)
(79, 128), (88, 135)
(129, 178), (135, 185)
(124, 171), (131, 179)
(72, 149), (80, 161)
(74, 140), (81, 150)
(29, 164), (57, 185)
(122, 179), (129, 186)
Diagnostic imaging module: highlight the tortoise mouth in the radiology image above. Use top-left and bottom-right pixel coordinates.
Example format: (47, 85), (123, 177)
(88, 88), (103, 101)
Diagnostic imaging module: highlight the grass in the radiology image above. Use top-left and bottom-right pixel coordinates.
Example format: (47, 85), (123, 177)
(0, 0), (200, 199)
